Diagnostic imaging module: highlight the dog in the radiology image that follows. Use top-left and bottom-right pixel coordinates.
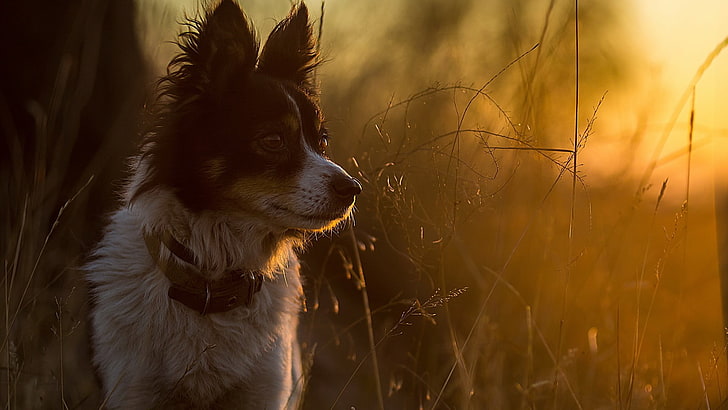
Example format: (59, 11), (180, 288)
(85, 1), (360, 408)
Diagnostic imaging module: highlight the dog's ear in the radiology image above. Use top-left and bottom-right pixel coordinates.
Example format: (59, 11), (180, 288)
(192, 0), (259, 94)
(257, 3), (319, 91)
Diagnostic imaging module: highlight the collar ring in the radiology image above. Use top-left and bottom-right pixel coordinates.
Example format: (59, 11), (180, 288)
(201, 281), (211, 315)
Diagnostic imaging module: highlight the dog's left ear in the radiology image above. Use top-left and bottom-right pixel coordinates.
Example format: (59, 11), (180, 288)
(257, 3), (319, 91)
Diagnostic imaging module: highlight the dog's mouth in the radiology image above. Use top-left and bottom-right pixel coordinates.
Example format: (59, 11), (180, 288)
(271, 203), (352, 229)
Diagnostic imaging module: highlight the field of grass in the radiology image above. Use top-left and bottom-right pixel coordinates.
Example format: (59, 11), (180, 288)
(2, 0), (727, 408)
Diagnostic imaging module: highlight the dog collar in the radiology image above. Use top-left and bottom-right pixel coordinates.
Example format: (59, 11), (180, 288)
(144, 231), (263, 315)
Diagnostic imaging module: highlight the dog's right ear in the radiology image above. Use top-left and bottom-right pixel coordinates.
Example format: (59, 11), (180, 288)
(184, 0), (259, 95)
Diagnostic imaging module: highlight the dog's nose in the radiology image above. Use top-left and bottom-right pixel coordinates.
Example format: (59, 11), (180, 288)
(332, 175), (362, 200)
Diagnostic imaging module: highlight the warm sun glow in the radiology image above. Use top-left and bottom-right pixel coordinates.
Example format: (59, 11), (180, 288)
(633, 0), (728, 188)
(5, 0), (728, 407)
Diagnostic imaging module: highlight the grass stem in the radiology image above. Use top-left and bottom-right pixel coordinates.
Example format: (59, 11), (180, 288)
(348, 226), (385, 410)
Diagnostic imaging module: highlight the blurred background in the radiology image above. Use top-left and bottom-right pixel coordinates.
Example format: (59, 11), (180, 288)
(2, 0), (727, 408)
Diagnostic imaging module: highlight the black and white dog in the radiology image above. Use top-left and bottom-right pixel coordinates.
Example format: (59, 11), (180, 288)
(86, 1), (360, 408)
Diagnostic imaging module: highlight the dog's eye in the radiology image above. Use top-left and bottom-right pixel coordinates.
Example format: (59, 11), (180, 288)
(259, 133), (285, 151)
(319, 132), (329, 152)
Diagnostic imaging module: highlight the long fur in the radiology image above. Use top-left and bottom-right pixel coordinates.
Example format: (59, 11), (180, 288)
(86, 1), (358, 408)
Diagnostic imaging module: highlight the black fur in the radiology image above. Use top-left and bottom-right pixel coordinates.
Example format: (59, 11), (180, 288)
(135, 1), (324, 212)
(257, 4), (320, 90)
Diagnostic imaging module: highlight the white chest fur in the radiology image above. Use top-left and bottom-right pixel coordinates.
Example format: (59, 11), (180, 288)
(86, 206), (303, 408)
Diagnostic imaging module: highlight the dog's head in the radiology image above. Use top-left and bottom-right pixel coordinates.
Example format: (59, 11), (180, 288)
(138, 0), (360, 233)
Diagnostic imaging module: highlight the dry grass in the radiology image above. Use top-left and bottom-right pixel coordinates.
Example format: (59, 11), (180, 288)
(2, 0), (728, 409)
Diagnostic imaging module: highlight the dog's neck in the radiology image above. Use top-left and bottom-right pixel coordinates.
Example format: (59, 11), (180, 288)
(127, 161), (303, 280)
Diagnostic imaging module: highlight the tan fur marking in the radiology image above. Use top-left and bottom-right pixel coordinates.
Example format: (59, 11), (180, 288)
(282, 114), (300, 135)
(203, 158), (226, 180)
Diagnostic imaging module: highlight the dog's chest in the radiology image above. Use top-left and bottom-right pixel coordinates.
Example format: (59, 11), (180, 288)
(155, 269), (302, 400)
(88, 207), (306, 406)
